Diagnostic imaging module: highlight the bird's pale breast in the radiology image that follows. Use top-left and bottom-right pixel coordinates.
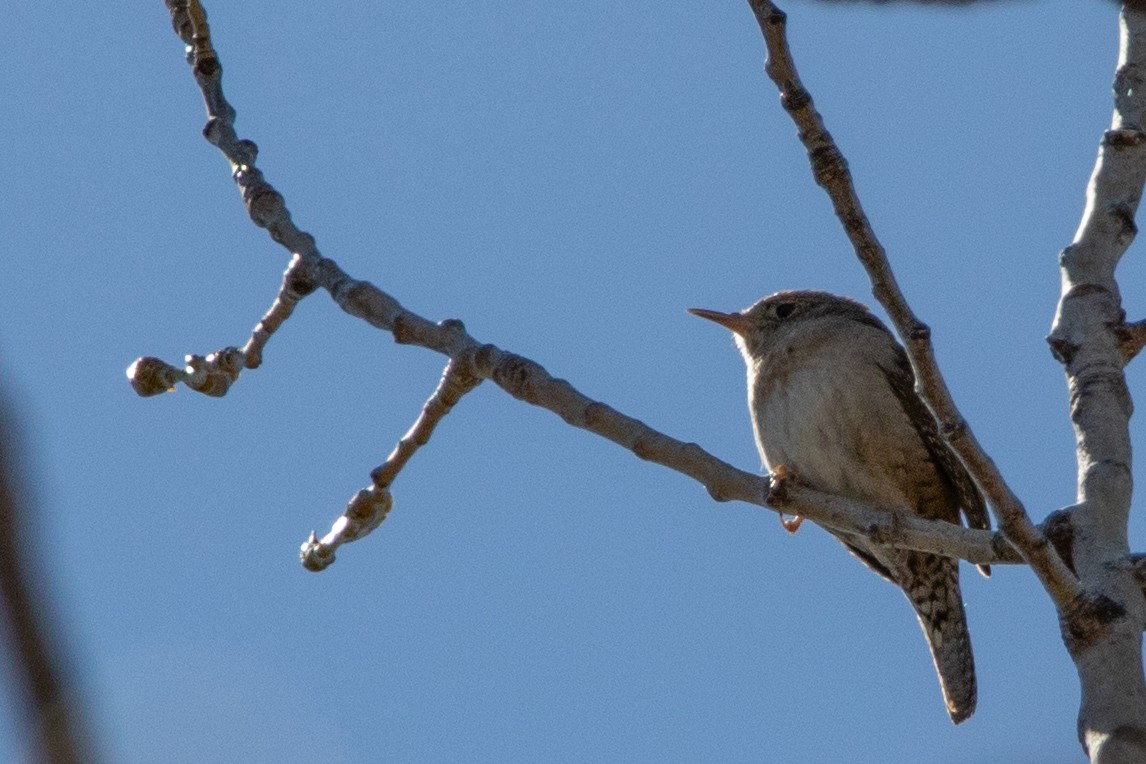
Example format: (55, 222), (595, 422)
(747, 322), (933, 511)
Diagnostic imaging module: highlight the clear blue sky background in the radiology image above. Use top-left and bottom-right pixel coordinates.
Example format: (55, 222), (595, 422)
(0, 1), (1129, 762)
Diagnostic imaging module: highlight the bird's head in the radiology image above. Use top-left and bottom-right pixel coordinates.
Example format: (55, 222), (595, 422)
(689, 290), (878, 361)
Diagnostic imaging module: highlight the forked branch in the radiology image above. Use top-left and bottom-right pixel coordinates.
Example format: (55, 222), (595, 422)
(135, 0), (1040, 572)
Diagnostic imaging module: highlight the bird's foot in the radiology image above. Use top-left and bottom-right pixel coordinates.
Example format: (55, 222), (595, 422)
(780, 513), (804, 534)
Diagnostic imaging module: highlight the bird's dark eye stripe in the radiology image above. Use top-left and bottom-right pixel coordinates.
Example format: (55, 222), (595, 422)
(774, 302), (796, 319)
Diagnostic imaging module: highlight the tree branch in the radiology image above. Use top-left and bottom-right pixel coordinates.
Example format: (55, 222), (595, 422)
(745, 0), (1082, 609)
(127, 255), (316, 398)
(1047, 6), (1146, 608)
(1043, 3), (1146, 759)
(136, 0), (1039, 574)
(300, 354), (480, 571)
(769, 477), (1024, 567)
(0, 390), (95, 763)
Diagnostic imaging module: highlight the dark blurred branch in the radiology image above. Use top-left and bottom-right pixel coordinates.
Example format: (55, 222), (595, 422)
(0, 395), (94, 763)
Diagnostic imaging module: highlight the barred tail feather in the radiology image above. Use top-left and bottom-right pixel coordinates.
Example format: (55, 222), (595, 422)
(901, 552), (977, 724)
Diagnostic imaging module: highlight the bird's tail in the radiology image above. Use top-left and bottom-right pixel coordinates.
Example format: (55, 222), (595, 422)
(901, 552), (977, 725)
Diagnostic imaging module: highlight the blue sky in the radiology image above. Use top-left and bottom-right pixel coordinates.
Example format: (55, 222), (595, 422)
(0, 1), (1127, 761)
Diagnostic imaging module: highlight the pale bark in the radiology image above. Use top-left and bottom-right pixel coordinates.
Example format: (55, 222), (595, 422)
(1045, 5), (1146, 760)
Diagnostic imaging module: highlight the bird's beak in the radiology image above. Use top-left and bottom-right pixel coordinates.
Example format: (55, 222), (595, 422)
(688, 307), (753, 336)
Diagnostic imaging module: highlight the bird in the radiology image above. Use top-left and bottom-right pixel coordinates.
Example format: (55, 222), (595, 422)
(689, 289), (990, 725)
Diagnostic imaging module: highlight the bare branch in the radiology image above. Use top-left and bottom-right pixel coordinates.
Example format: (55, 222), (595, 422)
(1047, 4), (1146, 589)
(371, 353), (482, 491)
(1043, 2), (1146, 757)
(0, 391), (95, 763)
(769, 477), (1025, 567)
(126, 254), (316, 398)
(301, 353), (481, 570)
(144, 0), (1043, 577)
(745, 0), (1081, 609)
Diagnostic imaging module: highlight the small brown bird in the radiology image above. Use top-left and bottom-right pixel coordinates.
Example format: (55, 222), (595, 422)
(690, 290), (990, 724)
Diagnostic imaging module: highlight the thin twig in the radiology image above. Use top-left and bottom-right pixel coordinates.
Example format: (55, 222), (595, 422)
(126, 255), (315, 397)
(746, 0), (1081, 608)
(371, 352), (482, 490)
(300, 354), (482, 570)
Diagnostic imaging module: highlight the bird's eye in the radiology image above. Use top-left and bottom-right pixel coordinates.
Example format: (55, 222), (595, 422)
(774, 302), (797, 319)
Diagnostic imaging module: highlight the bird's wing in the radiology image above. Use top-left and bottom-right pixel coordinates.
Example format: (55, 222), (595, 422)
(878, 345), (992, 576)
